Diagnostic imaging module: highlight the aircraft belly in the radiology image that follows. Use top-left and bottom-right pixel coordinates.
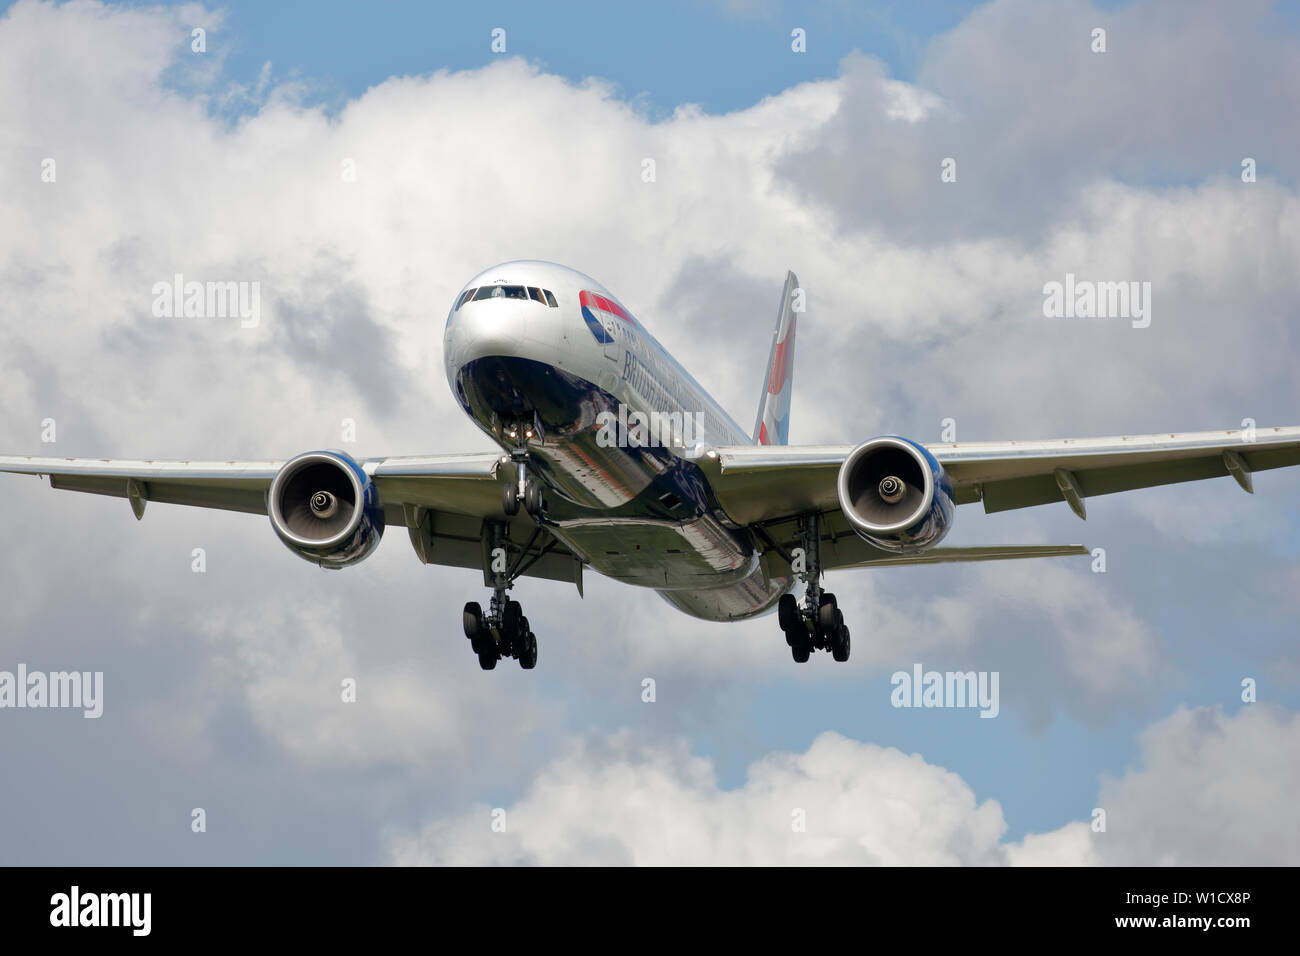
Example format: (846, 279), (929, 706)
(456, 353), (771, 597)
(529, 433), (659, 510)
(548, 511), (757, 589)
(656, 568), (792, 621)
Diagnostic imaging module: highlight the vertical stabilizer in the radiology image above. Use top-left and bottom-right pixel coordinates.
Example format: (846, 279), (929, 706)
(753, 271), (799, 445)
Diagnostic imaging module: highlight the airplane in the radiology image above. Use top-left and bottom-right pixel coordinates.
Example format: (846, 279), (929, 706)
(3, 260), (1299, 670)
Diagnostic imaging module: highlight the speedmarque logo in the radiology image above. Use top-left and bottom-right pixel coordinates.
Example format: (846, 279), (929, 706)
(50, 886), (151, 936)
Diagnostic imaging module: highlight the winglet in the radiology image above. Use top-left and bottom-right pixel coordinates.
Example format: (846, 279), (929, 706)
(753, 271), (799, 446)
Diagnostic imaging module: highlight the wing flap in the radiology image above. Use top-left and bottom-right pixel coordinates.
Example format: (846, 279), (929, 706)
(826, 543), (1090, 570)
(48, 474), (269, 515)
(751, 505), (1088, 573)
(979, 456), (1239, 513)
(0, 458), (280, 515)
(402, 506), (581, 585)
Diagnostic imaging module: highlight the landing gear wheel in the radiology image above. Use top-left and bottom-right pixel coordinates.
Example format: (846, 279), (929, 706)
(502, 600), (524, 642)
(791, 639), (811, 664)
(463, 601), (483, 640)
(512, 616), (531, 657)
(468, 517), (545, 673)
(519, 631), (538, 669)
(778, 593), (800, 635)
(524, 480), (546, 516)
(502, 483), (519, 517)
(832, 626), (851, 663)
(817, 593), (839, 636)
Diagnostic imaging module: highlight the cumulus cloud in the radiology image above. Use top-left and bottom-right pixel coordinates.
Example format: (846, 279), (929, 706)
(1085, 704), (1300, 865)
(390, 729), (1012, 865)
(392, 704), (1300, 865)
(0, 0), (1296, 863)
(785, 0), (1300, 242)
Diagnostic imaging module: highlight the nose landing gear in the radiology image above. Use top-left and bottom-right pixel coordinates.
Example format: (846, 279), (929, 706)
(500, 417), (547, 520)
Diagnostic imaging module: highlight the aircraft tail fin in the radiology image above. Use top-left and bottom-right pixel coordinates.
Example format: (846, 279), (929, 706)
(752, 271), (799, 446)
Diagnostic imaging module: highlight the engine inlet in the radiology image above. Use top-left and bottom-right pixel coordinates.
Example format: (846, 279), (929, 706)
(310, 491), (338, 518)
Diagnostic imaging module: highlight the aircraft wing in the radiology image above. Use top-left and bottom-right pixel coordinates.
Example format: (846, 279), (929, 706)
(0, 453), (583, 586)
(700, 425), (1300, 566)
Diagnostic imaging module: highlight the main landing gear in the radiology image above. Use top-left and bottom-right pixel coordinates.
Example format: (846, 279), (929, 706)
(463, 593), (538, 670)
(462, 518), (540, 670)
(777, 513), (850, 664)
(468, 421), (547, 671)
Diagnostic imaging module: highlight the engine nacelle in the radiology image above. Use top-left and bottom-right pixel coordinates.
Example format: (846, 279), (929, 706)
(268, 451), (384, 569)
(836, 436), (955, 553)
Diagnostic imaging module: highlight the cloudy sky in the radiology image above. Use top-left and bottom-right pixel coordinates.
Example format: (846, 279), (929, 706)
(1, 0), (1298, 865)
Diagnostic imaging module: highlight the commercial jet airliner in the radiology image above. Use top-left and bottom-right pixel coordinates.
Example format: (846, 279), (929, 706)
(4, 261), (1298, 669)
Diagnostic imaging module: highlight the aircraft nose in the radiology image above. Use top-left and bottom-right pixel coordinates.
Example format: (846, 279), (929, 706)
(447, 299), (557, 382)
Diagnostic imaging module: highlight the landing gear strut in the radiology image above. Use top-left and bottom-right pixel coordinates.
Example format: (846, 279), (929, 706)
(777, 513), (850, 663)
(500, 417), (547, 520)
(464, 517), (541, 670)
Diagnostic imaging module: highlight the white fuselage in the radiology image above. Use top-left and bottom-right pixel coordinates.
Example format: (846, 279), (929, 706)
(442, 260), (789, 620)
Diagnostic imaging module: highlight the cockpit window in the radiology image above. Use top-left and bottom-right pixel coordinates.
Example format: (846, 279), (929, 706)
(462, 284), (558, 306)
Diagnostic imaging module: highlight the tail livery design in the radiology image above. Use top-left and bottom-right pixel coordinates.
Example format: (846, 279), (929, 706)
(753, 270), (799, 446)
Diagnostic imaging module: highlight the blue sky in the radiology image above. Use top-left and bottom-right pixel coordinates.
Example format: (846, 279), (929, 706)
(198, 0), (972, 116)
(1, 0), (1298, 864)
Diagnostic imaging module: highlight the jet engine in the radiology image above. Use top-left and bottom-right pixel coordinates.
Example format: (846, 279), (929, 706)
(836, 436), (954, 553)
(268, 451), (384, 568)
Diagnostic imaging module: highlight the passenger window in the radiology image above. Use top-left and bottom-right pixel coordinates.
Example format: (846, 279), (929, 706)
(544, 290), (558, 307)
(528, 287), (545, 304)
(503, 286), (528, 299)
(473, 286), (503, 301)
(456, 289), (476, 310)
